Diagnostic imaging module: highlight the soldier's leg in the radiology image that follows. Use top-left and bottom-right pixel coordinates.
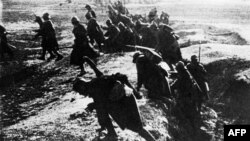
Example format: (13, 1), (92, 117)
(94, 36), (103, 52)
(78, 64), (86, 76)
(38, 46), (46, 60)
(96, 107), (117, 137)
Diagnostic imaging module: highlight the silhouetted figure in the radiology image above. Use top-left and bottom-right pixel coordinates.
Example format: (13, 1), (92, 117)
(34, 13), (63, 61)
(102, 19), (120, 52)
(171, 61), (202, 118)
(187, 55), (210, 104)
(0, 25), (13, 61)
(73, 72), (154, 141)
(117, 22), (136, 47)
(155, 24), (182, 70)
(85, 14), (104, 52)
(133, 51), (172, 100)
(85, 4), (96, 19)
(70, 16), (100, 76)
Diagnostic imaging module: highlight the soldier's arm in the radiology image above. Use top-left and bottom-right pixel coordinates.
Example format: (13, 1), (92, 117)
(199, 64), (207, 74)
(112, 27), (120, 41)
(91, 11), (96, 18)
(137, 74), (143, 91)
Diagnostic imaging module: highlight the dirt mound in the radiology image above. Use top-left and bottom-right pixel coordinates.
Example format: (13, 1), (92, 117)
(203, 58), (250, 140)
(175, 23), (248, 48)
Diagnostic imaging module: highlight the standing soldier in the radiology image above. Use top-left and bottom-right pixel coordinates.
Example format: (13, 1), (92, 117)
(187, 55), (210, 102)
(70, 16), (99, 76)
(33, 16), (46, 60)
(85, 4), (96, 19)
(34, 13), (63, 61)
(85, 14), (104, 52)
(0, 25), (13, 61)
(171, 61), (203, 117)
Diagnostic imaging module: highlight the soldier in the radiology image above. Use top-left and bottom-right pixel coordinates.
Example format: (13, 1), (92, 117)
(70, 16), (100, 76)
(33, 16), (46, 60)
(102, 19), (120, 52)
(187, 55), (209, 102)
(113, 0), (129, 15)
(155, 24), (182, 70)
(85, 4), (96, 19)
(117, 22), (135, 47)
(34, 13), (63, 61)
(0, 25), (13, 61)
(73, 73), (154, 141)
(148, 7), (158, 23)
(171, 61), (203, 116)
(85, 14), (104, 52)
(133, 51), (172, 100)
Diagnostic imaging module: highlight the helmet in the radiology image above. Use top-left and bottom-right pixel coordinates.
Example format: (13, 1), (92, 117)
(176, 61), (186, 71)
(191, 55), (198, 61)
(42, 13), (51, 20)
(85, 4), (91, 9)
(71, 16), (80, 24)
(34, 16), (42, 23)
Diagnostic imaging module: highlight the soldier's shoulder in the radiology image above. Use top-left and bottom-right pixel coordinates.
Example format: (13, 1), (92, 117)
(186, 63), (192, 67)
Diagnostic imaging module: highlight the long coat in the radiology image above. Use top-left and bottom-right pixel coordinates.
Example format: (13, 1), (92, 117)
(36, 20), (59, 51)
(135, 55), (172, 99)
(74, 74), (143, 131)
(70, 23), (98, 65)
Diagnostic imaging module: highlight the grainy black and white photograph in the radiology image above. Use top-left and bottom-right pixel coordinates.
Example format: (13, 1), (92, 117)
(1, 0), (250, 140)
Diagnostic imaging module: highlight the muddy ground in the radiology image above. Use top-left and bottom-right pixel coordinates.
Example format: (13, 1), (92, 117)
(1, 0), (250, 141)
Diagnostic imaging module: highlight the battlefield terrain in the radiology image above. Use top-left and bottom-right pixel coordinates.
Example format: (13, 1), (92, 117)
(1, 0), (250, 140)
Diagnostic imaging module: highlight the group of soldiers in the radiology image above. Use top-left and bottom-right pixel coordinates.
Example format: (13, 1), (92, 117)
(0, 2), (210, 140)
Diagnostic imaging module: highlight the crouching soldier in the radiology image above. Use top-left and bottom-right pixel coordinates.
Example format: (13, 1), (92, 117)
(133, 51), (172, 100)
(0, 25), (14, 61)
(73, 73), (155, 140)
(102, 19), (120, 52)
